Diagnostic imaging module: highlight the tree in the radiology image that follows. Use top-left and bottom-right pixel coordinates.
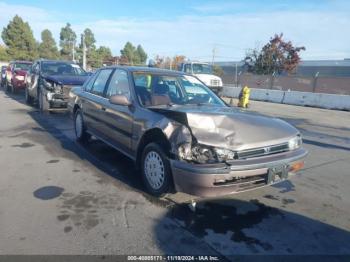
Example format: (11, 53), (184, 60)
(120, 42), (136, 65)
(81, 28), (96, 51)
(153, 55), (186, 69)
(213, 64), (224, 77)
(97, 46), (112, 62)
(88, 46), (113, 68)
(172, 55), (186, 66)
(59, 23), (77, 60)
(1, 15), (38, 60)
(0, 45), (9, 61)
(120, 42), (148, 65)
(245, 33), (305, 75)
(78, 28), (96, 67)
(39, 29), (59, 59)
(136, 45), (147, 65)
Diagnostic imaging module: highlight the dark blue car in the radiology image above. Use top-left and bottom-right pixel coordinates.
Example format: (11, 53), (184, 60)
(25, 59), (90, 111)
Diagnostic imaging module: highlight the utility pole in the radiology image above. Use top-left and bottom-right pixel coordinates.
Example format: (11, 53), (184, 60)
(211, 46), (216, 65)
(72, 40), (76, 62)
(82, 34), (87, 70)
(235, 62), (238, 86)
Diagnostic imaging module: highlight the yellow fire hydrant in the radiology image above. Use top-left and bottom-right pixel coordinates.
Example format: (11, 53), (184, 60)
(238, 85), (250, 108)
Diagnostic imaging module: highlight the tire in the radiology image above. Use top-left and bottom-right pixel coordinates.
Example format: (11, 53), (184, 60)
(74, 109), (90, 143)
(38, 88), (50, 112)
(141, 143), (172, 196)
(25, 87), (33, 105)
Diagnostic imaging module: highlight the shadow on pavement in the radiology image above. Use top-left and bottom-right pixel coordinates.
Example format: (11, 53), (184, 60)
(1, 87), (149, 197)
(155, 198), (350, 256)
(28, 108), (146, 192)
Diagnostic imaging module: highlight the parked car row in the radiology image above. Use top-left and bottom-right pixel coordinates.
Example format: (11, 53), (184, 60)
(2, 60), (308, 198)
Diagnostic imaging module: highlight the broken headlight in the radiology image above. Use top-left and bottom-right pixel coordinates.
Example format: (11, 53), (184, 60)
(191, 145), (216, 164)
(288, 135), (302, 150)
(213, 148), (237, 162)
(178, 144), (237, 164)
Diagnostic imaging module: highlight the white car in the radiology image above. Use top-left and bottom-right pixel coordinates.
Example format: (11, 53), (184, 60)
(177, 62), (223, 93)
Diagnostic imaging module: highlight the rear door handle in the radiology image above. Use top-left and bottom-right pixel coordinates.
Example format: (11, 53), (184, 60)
(101, 107), (106, 111)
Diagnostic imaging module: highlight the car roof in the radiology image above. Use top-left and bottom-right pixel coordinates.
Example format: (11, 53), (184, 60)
(99, 66), (187, 76)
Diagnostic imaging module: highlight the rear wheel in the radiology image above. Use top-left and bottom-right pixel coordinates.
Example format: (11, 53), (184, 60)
(141, 143), (172, 196)
(74, 109), (90, 143)
(38, 88), (50, 112)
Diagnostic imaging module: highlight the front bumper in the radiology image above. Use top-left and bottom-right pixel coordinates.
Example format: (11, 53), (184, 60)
(171, 147), (308, 197)
(47, 92), (68, 108)
(12, 79), (26, 89)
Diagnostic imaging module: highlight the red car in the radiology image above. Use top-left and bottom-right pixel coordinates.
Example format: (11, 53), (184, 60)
(5, 61), (32, 93)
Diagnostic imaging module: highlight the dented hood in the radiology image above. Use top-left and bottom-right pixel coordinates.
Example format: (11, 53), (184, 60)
(43, 74), (89, 86)
(149, 105), (299, 151)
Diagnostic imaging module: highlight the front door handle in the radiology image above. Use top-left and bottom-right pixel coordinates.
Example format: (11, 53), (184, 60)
(101, 107), (106, 111)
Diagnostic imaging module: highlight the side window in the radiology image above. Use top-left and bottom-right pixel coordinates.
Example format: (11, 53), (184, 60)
(91, 69), (113, 96)
(84, 72), (98, 92)
(105, 70), (130, 99)
(184, 64), (192, 73)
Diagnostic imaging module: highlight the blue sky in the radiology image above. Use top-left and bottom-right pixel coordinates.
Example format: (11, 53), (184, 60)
(1, 0), (350, 61)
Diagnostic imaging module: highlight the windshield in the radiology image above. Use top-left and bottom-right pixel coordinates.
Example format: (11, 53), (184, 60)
(192, 63), (213, 74)
(41, 62), (86, 76)
(14, 63), (31, 71)
(133, 72), (225, 107)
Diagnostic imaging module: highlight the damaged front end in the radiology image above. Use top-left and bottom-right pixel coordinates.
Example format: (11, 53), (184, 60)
(154, 111), (238, 165)
(41, 78), (70, 108)
(150, 106), (307, 197)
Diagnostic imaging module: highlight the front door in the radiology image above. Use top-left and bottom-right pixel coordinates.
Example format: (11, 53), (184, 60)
(99, 69), (134, 155)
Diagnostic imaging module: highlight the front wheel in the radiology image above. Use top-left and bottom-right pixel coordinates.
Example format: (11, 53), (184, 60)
(141, 143), (172, 196)
(38, 88), (50, 112)
(74, 109), (90, 143)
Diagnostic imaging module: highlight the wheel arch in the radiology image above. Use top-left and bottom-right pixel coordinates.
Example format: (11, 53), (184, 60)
(136, 128), (172, 168)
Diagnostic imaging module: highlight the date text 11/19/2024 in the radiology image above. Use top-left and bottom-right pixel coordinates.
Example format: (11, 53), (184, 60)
(127, 255), (220, 261)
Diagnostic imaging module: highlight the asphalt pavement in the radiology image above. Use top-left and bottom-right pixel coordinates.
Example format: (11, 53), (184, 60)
(0, 89), (349, 258)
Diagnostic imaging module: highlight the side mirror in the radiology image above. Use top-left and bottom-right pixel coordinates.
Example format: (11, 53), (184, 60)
(109, 94), (131, 106)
